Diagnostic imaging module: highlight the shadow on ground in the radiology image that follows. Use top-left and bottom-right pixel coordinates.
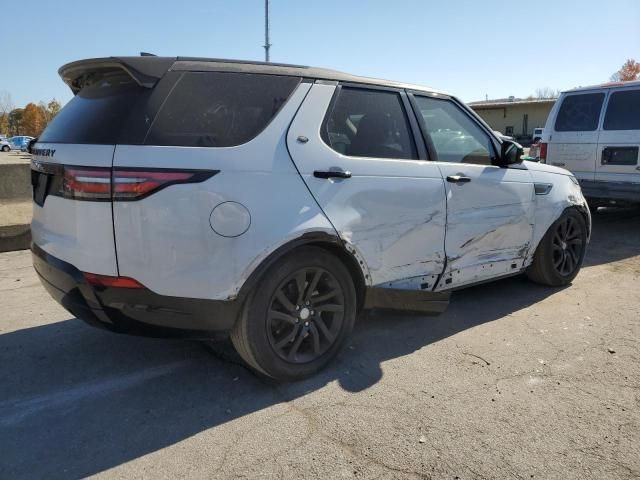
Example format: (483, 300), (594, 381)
(1, 275), (558, 479)
(583, 206), (640, 267)
(1, 205), (637, 478)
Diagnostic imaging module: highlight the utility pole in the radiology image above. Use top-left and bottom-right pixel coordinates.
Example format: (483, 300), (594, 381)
(263, 0), (271, 62)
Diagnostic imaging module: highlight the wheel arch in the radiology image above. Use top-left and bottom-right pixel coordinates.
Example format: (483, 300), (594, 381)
(235, 232), (368, 314)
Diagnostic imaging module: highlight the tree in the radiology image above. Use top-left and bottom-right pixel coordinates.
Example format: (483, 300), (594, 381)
(46, 99), (62, 122)
(20, 103), (48, 137)
(611, 59), (640, 82)
(533, 87), (560, 99)
(7, 108), (23, 136)
(0, 91), (13, 135)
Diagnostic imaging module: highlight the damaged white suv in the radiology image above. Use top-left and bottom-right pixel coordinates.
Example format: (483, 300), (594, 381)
(31, 56), (590, 380)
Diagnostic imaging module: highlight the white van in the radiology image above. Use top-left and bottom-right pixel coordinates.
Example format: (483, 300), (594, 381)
(539, 80), (640, 207)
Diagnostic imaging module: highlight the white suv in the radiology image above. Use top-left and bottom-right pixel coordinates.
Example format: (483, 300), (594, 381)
(31, 56), (591, 380)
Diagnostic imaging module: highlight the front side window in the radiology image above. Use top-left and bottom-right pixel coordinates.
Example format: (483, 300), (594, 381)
(322, 87), (417, 160)
(603, 90), (640, 131)
(146, 72), (300, 147)
(554, 93), (604, 132)
(413, 96), (494, 165)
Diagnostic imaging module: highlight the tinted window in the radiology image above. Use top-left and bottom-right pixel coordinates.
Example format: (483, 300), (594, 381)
(39, 72), (147, 144)
(554, 93), (604, 132)
(413, 96), (494, 165)
(322, 87), (417, 160)
(603, 90), (640, 130)
(145, 72), (300, 147)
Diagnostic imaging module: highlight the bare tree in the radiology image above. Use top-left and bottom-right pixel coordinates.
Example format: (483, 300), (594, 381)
(533, 87), (560, 99)
(0, 91), (13, 134)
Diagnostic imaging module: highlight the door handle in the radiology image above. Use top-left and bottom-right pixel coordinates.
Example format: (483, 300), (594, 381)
(446, 175), (471, 183)
(313, 170), (352, 179)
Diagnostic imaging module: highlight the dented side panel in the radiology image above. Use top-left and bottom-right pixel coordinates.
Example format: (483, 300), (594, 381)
(287, 83), (447, 288)
(434, 163), (535, 290)
(526, 165), (590, 264)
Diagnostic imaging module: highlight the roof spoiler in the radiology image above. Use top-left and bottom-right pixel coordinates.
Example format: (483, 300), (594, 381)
(58, 56), (176, 94)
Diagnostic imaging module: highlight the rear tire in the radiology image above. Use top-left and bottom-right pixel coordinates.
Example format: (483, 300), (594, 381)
(526, 209), (587, 286)
(231, 246), (357, 381)
(1, 146), (9, 152)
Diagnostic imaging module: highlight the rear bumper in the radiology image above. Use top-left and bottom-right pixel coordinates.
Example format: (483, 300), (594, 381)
(32, 243), (240, 338)
(580, 179), (640, 204)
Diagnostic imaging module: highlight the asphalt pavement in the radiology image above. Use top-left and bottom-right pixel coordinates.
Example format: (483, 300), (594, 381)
(0, 207), (639, 479)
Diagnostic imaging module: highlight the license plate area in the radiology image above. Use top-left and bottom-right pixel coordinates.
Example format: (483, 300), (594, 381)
(31, 161), (63, 207)
(32, 172), (50, 207)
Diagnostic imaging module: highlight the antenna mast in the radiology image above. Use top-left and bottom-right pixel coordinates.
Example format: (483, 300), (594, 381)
(264, 0), (271, 62)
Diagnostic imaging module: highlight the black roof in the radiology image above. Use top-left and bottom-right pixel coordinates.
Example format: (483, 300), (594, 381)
(59, 56), (445, 95)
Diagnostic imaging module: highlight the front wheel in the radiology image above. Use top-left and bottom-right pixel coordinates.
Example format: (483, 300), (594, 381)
(1, 145), (9, 152)
(231, 246), (357, 381)
(526, 209), (588, 286)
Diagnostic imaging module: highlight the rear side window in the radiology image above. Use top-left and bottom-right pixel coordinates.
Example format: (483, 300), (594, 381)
(39, 72), (147, 144)
(145, 72), (300, 147)
(554, 93), (604, 132)
(603, 90), (640, 130)
(322, 87), (417, 160)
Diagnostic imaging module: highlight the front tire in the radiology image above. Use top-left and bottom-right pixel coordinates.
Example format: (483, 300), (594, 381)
(1, 145), (9, 152)
(231, 246), (357, 381)
(526, 209), (587, 286)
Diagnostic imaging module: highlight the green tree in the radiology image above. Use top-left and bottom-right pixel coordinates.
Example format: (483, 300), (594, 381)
(8, 108), (23, 136)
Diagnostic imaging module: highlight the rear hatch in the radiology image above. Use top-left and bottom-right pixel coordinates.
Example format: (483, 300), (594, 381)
(31, 58), (173, 275)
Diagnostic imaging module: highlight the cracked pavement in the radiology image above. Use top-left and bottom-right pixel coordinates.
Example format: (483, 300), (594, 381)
(1, 207), (639, 479)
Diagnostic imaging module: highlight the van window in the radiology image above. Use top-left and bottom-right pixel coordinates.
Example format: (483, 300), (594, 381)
(321, 87), (417, 160)
(413, 95), (494, 165)
(145, 72), (300, 147)
(554, 93), (604, 132)
(39, 72), (147, 144)
(603, 90), (640, 130)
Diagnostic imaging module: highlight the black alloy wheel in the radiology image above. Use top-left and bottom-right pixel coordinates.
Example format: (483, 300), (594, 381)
(551, 215), (584, 277)
(267, 267), (345, 364)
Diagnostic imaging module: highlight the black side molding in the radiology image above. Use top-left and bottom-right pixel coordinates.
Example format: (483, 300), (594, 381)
(364, 287), (450, 314)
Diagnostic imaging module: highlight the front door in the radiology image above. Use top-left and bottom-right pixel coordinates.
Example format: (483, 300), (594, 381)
(409, 93), (535, 290)
(287, 83), (447, 291)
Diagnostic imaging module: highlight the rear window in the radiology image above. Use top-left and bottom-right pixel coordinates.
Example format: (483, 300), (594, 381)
(554, 93), (604, 132)
(144, 72), (300, 147)
(603, 90), (640, 130)
(39, 72), (147, 144)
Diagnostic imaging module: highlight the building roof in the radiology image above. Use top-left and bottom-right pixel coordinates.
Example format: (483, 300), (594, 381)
(468, 97), (557, 109)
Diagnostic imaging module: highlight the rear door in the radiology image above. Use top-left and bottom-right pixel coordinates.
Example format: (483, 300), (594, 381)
(287, 83), (447, 290)
(31, 69), (152, 275)
(546, 91), (605, 181)
(409, 93), (535, 290)
(596, 86), (640, 186)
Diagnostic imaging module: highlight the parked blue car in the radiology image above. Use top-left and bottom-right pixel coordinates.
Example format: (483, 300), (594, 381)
(8, 136), (35, 152)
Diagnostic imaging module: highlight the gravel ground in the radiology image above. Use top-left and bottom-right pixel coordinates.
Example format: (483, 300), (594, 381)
(0, 207), (638, 479)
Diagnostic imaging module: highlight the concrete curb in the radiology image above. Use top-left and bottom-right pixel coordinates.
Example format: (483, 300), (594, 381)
(0, 223), (31, 252)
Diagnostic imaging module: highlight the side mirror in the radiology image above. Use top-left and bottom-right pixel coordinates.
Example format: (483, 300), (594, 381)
(496, 140), (524, 166)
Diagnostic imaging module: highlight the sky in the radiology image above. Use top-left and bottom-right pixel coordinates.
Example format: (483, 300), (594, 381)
(1, 0), (638, 108)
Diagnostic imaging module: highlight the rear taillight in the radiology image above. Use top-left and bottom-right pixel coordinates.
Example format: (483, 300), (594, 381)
(539, 143), (548, 163)
(112, 170), (201, 200)
(60, 167), (218, 201)
(83, 272), (145, 289)
(64, 167), (112, 201)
